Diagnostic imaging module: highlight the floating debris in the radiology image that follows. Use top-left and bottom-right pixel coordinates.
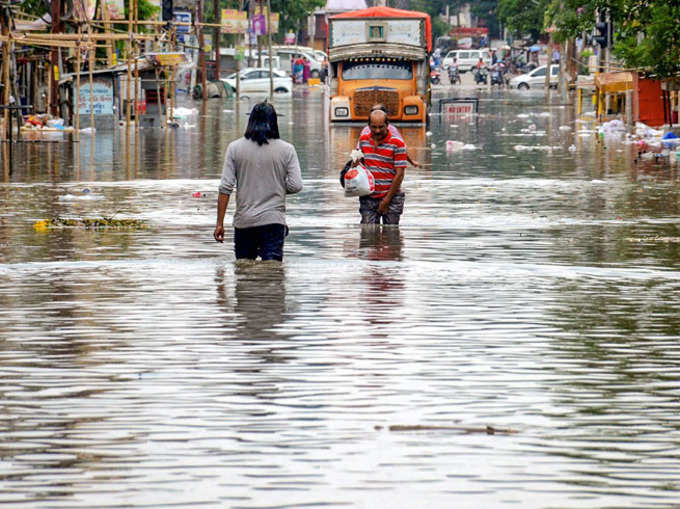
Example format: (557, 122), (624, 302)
(34, 217), (148, 230)
(375, 424), (517, 435)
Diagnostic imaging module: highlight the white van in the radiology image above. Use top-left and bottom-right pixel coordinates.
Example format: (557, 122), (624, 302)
(264, 45), (323, 78)
(442, 49), (492, 72)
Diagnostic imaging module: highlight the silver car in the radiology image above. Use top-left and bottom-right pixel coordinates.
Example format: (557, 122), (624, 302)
(509, 65), (559, 89)
(221, 67), (293, 95)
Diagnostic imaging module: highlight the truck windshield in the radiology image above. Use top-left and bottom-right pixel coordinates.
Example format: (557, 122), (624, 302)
(342, 60), (413, 80)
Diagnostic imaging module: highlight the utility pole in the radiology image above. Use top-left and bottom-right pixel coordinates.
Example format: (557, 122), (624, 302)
(267, 0), (273, 100)
(544, 32), (552, 91)
(213, 0), (220, 80)
(49, 0), (62, 116)
(197, 0), (207, 101)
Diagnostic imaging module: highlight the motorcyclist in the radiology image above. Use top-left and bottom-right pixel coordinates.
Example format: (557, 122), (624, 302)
(474, 58), (487, 84)
(448, 57), (460, 84)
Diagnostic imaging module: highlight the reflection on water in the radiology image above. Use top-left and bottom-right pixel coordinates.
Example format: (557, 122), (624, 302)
(2, 89), (680, 507)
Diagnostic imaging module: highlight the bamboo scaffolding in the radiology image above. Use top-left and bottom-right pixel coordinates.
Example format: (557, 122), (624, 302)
(11, 32), (156, 41)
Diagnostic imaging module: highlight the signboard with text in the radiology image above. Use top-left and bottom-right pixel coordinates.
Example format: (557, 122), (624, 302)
(78, 79), (114, 115)
(221, 9), (248, 34)
(439, 98), (479, 116)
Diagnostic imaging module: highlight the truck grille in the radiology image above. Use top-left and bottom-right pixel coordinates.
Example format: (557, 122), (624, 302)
(353, 87), (400, 118)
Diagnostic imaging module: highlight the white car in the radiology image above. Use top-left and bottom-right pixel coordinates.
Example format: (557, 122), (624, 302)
(509, 65), (559, 89)
(442, 49), (491, 72)
(221, 67), (293, 95)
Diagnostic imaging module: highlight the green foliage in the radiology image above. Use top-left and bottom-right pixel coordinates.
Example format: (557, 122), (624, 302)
(18, 0), (48, 18)
(270, 0), (325, 41)
(431, 17), (450, 40)
(613, 0), (680, 77)
(470, 0), (500, 39)
(498, 0), (545, 40)
(500, 0), (680, 77)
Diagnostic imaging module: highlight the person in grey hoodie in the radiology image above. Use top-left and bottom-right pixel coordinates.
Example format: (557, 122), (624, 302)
(214, 102), (303, 261)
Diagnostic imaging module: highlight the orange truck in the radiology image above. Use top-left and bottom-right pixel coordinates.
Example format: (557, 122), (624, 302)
(327, 6), (432, 123)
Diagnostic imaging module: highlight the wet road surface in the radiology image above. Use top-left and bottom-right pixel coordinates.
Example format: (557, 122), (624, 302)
(2, 86), (680, 507)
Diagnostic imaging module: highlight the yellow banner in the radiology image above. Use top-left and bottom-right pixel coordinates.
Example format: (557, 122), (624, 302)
(156, 53), (186, 66)
(221, 9), (248, 34)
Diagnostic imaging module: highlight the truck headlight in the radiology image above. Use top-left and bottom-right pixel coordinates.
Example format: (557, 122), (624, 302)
(404, 105), (419, 115)
(334, 107), (349, 117)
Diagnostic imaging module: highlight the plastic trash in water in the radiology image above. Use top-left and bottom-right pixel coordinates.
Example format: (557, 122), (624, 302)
(662, 132), (680, 148)
(445, 140), (464, 152)
(568, 144), (576, 152)
(192, 191), (203, 198)
(559, 125), (571, 132)
(79, 127), (95, 134)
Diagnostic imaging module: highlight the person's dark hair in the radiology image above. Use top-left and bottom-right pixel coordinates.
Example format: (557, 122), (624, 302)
(245, 102), (280, 146)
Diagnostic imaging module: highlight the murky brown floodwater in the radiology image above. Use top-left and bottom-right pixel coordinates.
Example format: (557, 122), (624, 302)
(2, 85), (680, 508)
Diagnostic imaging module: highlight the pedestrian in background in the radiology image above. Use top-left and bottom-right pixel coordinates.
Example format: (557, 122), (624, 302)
(302, 57), (311, 84)
(214, 102), (303, 261)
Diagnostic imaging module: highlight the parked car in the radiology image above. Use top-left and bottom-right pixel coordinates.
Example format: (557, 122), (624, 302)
(442, 49), (491, 72)
(221, 67), (293, 95)
(508, 65), (559, 89)
(263, 45), (323, 78)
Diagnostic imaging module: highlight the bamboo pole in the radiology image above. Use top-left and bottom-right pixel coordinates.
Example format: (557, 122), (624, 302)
(164, 67), (170, 126)
(2, 28), (10, 139)
(170, 65), (176, 121)
(102, 0), (115, 65)
(75, 27), (82, 142)
(88, 26), (95, 132)
(12, 32), (155, 41)
(126, 37), (132, 129)
(155, 66), (162, 128)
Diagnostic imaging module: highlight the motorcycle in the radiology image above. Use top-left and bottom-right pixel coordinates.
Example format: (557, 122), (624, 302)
(490, 68), (504, 87)
(473, 67), (488, 85)
(430, 69), (441, 85)
(448, 66), (461, 85)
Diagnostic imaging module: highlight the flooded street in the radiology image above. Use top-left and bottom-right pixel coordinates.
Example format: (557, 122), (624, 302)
(2, 87), (680, 508)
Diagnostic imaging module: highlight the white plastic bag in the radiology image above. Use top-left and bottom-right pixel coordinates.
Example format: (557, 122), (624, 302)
(344, 164), (375, 197)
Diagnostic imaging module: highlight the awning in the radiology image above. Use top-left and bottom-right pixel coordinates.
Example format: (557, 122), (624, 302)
(595, 71), (633, 93)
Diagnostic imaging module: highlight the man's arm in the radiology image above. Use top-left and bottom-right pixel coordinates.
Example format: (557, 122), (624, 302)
(214, 192), (230, 243)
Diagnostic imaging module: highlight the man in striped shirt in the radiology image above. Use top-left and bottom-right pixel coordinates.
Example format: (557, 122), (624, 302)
(355, 109), (408, 224)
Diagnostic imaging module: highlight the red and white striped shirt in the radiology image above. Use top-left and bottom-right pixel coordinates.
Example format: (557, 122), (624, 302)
(358, 131), (408, 199)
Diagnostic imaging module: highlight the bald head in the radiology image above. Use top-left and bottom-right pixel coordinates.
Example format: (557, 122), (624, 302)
(368, 109), (389, 143)
(369, 109), (388, 125)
